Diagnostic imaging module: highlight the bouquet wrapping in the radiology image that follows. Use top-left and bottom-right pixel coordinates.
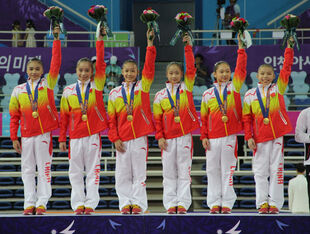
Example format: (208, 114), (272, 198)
(43, 6), (64, 38)
(280, 14), (300, 50)
(230, 17), (250, 48)
(169, 12), (194, 46)
(140, 8), (160, 41)
(88, 5), (113, 38)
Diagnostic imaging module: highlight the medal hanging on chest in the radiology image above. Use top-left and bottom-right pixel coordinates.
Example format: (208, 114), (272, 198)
(76, 82), (91, 122)
(167, 85), (181, 123)
(26, 79), (41, 119)
(121, 82), (136, 122)
(214, 84), (228, 123)
(256, 86), (271, 125)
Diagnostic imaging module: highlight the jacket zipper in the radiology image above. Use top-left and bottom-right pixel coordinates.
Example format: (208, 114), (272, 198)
(278, 111), (287, 125)
(255, 118), (259, 135)
(233, 108), (240, 122)
(71, 113), (75, 131)
(47, 105), (56, 120)
(208, 114), (212, 131)
(141, 109), (150, 125)
(94, 106), (104, 121)
(164, 115), (168, 131)
(187, 107), (196, 121)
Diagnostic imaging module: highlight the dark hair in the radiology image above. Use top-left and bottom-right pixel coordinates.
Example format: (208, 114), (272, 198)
(258, 64), (275, 73)
(77, 57), (93, 70)
(26, 19), (35, 29)
(27, 58), (43, 68)
(166, 62), (183, 73)
(12, 20), (21, 29)
(214, 61), (230, 72)
(122, 59), (138, 69)
(296, 163), (306, 173)
(195, 54), (204, 60)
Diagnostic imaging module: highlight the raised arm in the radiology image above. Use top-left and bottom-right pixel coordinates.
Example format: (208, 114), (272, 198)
(232, 33), (247, 93)
(183, 34), (196, 92)
(94, 27), (107, 91)
(141, 29), (156, 93)
(47, 26), (61, 89)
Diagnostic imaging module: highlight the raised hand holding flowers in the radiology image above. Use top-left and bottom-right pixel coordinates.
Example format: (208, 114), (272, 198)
(88, 5), (113, 38)
(170, 12), (194, 46)
(43, 6), (64, 38)
(280, 14), (300, 50)
(140, 7), (160, 41)
(230, 17), (251, 48)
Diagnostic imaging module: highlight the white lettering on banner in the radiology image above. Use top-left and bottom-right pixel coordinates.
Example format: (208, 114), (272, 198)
(0, 55), (12, 72)
(0, 55), (42, 73)
(264, 55), (310, 70)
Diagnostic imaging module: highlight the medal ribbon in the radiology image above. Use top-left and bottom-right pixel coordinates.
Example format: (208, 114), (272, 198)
(256, 86), (271, 119)
(167, 85), (180, 117)
(121, 82), (136, 115)
(26, 79), (41, 112)
(213, 84), (228, 116)
(76, 82), (91, 115)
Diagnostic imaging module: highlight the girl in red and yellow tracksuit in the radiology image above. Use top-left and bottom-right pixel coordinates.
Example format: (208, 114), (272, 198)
(200, 35), (246, 214)
(108, 30), (155, 215)
(153, 35), (199, 214)
(9, 28), (61, 215)
(242, 39), (295, 214)
(59, 30), (108, 215)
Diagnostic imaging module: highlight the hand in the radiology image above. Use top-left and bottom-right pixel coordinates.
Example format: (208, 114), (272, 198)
(98, 26), (106, 40)
(237, 32), (245, 49)
(59, 142), (67, 152)
(158, 138), (168, 151)
(147, 28), (155, 47)
(202, 138), (210, 150)
(287, 36), (295, 48)
(13, 140), (21, 154)
(53, 25), (60, 40)
(247, 138), (256, 150)
(115, 139), (126, 153)
(182, 33), (192, 46)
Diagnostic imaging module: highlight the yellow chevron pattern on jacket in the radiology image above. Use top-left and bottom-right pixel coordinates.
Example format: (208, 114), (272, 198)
(242, 48), (294, 143)
(200, 49), (247, 139)
(108, 46), (156, 142)
(59, 41), (108, 141)
(9, 40), (61, 140)
(153, 45), (199, 140)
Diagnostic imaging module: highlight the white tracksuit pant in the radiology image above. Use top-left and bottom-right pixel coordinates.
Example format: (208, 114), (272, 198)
(115, 136), (148, 212)
(69, 134), (101, 210)
(162, 133), (193, 210)
(21, 132), (52, 209)
(253, 136), (284, 209)
(206, 134), (237, 209)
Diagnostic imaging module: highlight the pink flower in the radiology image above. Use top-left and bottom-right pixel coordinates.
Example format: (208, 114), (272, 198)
(230, 21), (234, 27)
(285, 15), (290, 20)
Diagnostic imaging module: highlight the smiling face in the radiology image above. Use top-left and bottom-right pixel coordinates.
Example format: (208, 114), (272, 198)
(26, 61), (43, 81)
(213, 62), (231, 84)
(166, 64), (183, 84)
(76, 60), (93, 83)
(122, 62), (138, 83)
(257, 65), (275, 87)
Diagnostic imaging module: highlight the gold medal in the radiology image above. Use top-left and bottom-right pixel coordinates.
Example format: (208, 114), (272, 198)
(174, 116), (180, 123)
(127, 115), (133, 121)
(263, 117), (270, 125)
(82, 114), (87, 121)
(222, 115), (228, 123)
(32, 111), (38, 118)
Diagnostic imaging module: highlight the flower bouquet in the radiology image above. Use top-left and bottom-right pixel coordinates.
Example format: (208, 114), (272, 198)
(280, 14), (300, 50)
(43, 6), (64, 38)
(230, 17), (249, 47)
(140, 7), (160, 41)
(88, 5), (113, 38)
(169, 12), (194, 46)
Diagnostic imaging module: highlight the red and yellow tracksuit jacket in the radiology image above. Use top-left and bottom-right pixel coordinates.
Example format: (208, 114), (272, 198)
(153, 45), (199, 140)
(107, 46), (156, 143)
(59, 41), (108, 142)
(200, 48), (247, 140)
(242, 47), (294, 143)
(9, 40), (61, 141)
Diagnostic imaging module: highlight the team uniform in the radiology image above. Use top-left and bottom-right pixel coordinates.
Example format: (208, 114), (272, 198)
(294, 107), (310, 209)
(153, 45), (199, 211)
(9, 40), (61, 210)
(200, 48), (247, 210)
(242, 47), (294, 210)
(59, 40), (108, 211)
(108, 46), (156, 213)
